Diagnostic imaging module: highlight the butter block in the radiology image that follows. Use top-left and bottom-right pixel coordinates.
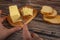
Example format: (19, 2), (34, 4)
(9, 5), (22, 23)
(21, 7), (33, 16)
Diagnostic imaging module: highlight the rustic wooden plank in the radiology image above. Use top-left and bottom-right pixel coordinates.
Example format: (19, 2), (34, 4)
(0, 0), (60, 40)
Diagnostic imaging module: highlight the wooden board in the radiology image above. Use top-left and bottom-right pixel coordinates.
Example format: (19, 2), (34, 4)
(0, 0), (60, 40)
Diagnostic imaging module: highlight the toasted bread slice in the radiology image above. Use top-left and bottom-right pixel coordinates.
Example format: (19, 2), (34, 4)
(41, 6), (53, 15)
(43, 9), (57, 18)
(43, 15), (60, 24)
(7, 6), (37, 27)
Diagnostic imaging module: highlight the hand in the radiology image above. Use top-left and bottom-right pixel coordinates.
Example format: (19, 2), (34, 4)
(23, 24), (43, 40)
(0, 16), (21, 40)
(23, 24), (33, 40)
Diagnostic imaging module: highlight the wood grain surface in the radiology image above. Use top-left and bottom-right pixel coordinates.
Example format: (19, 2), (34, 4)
(0, 0), (60, 40)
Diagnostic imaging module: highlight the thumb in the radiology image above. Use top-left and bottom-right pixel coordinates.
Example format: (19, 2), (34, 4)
(8, 27), (21, 34)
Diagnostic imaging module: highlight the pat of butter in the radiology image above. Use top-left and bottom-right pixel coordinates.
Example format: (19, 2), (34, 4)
(22, 7), (33, 16)
(9, 5), (22, 23)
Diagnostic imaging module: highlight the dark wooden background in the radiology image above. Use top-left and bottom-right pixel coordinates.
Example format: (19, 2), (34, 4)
(0, 0), (60, 40)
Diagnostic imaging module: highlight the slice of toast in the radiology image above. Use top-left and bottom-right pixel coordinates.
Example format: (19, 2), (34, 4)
(43, 9), (57, 18)
(41, 6), (53, 15)
(7, 6), (37, 27)
(43, 15), (60, 24)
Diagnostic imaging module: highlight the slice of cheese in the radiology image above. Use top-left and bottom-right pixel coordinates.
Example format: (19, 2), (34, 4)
(21, 7), (33, 16)
(9, 5), (22, 23)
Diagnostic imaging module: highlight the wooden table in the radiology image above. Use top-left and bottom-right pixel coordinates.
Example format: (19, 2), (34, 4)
(0, 0), (60, 40)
